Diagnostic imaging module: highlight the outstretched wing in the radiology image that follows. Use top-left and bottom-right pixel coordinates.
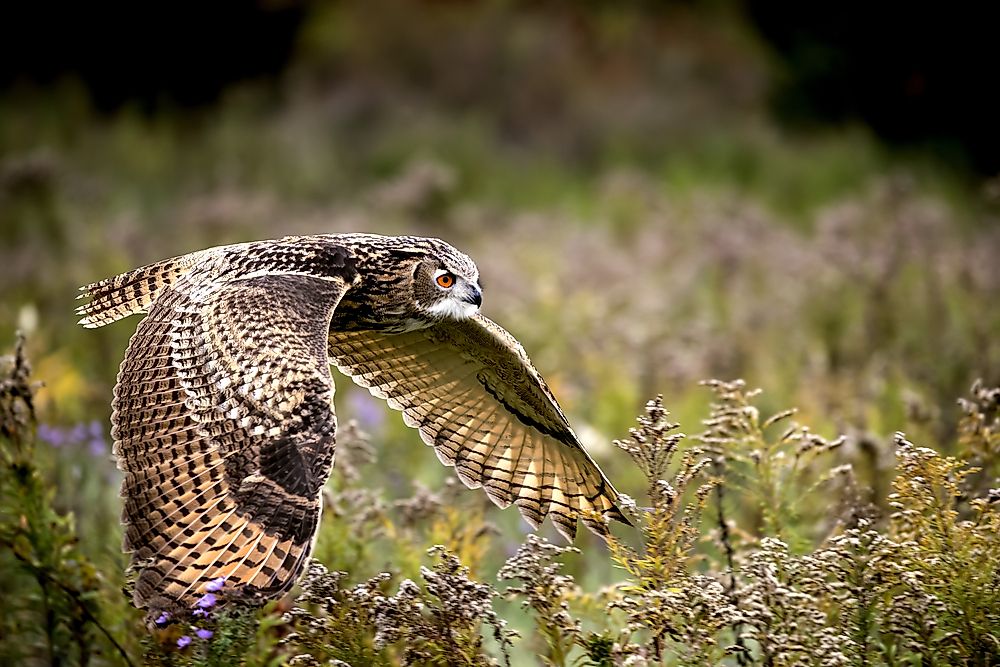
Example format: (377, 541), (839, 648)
(108, 267), (352, 619)
(328, 314), (626, 539)
(76, 250), (208, 329)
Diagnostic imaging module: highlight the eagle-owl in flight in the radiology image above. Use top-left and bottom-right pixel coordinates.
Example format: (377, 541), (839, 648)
(77, 234), (624, 619)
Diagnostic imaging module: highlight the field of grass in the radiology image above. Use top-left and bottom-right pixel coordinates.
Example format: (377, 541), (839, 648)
(2, 3), (998, 665)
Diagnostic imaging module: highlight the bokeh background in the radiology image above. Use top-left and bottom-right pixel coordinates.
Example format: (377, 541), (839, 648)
(2, 1), (999, 664)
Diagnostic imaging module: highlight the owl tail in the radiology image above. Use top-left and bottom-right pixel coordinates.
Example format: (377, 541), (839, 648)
(76, 253), (201, 329)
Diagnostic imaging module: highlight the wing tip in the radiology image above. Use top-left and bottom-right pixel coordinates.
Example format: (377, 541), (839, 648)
(540, 500), (629, 543)
(552, 519), (578, 542)
(483, 484), (513, 509)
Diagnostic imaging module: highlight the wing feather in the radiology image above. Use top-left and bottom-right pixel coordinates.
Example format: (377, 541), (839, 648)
(329, 314), (626, 539)
(76, 251), (207, 329)
(92, 246), (356, 620)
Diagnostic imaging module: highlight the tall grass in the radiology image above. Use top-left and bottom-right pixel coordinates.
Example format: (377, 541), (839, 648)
(3, 340), (998, 665)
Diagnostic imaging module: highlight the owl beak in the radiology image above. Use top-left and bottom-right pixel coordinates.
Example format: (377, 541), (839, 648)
(462, 284), (483, 308)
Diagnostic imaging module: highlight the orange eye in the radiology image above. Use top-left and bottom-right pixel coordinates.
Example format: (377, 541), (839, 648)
(436, 272), (455, 288)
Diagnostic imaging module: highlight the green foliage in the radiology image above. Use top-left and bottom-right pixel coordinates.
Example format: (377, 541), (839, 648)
(957, 380), (1000, 494)
(498, 535), (582, 666)
(886, 434), (1000, 664)
(3, 335), (1000, 665)
(142, 603), (285, 667)
(0, 337), (133, 666)
(696, 379), (847, 551)
(282, 547), (516, 667)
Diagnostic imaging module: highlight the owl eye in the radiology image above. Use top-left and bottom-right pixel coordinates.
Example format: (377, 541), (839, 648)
(435, 272), (455, 289)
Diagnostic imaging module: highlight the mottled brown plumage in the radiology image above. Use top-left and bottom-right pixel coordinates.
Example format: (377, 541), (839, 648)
(78, 234), (625, 621)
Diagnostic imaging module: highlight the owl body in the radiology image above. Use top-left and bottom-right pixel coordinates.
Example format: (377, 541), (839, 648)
(78, 234), (624, 621)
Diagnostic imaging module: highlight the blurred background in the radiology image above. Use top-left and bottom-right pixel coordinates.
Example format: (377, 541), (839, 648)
(1, 0), (999, 661)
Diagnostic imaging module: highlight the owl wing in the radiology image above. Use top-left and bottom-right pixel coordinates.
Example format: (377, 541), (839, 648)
(107, 268), (352, 618)
(328, 314), (626, 539)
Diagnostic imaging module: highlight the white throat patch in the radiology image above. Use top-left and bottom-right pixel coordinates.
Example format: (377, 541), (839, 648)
(425, 297), (479, 320)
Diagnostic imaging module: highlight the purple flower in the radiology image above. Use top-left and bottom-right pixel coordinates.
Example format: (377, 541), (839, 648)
(348, 391), (386, 430)
(177, 635), (192, 649)
(37, 422), (112, 455)
(87, 420), (107, 457)
(70, 422), (86, 443)
(196, 593), (217, 609)
(37, 424), (67, 447)
(154, 612), (171, 626)
(192, 608), (208, 617)
(205, 576), (226, 592)
(195, 628), (214, 640)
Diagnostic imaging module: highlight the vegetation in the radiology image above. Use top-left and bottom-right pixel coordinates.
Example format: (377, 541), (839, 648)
(2, 2), (998, 664)
(4, 346), (998, 665)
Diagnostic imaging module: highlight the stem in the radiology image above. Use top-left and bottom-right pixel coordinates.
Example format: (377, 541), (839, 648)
(757, 438), (783, 540)
(543, 621), (568, 667)
(47, 570), (136, 667)
(713, 463), (750, 666)
(2, 541), (136, 667)
(40, 578), (59, 667)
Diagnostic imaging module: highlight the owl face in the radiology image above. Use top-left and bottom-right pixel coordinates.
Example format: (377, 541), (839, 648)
(328, 235), (483, 332)
(410, 249), (482, 321)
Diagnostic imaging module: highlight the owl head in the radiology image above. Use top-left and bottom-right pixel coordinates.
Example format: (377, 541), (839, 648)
(330, 234), (483, 331)
(408, 239), (482, 321)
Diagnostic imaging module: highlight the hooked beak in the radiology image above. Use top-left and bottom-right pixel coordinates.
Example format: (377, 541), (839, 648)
(462, 283), (483, 308)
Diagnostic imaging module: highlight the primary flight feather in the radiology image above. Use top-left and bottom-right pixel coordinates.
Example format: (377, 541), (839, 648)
(77, 233), (625, 620)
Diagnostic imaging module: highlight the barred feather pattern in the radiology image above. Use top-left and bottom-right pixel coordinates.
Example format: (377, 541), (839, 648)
(329, 315), (626, 540)
(84, 238), (358, 621)
(76, 252), (206, 329)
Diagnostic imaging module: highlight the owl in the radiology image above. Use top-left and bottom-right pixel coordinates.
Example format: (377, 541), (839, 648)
(77, 234), (625, 620)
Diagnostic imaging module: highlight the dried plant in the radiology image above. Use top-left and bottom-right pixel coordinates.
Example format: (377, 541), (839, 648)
(316, 418), (390, 575)
(610, 395), (714, 589)
(738, 537), (854, 667)
(732, 435), (1000, 667)
(608, 575), (740, 666)
(957, 380), (1000, 495)
(885, 433), (1000, 664)
(282, 561), (392, 666)
(498, 534), (582, 665)
(810, 523), (899, 666)
(372, 546), (515, 666)
(322, 418), (388, 544)
(602, 396), (734, 664)
(279, 546), (516, 666)
(696, 379), (845, 549)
